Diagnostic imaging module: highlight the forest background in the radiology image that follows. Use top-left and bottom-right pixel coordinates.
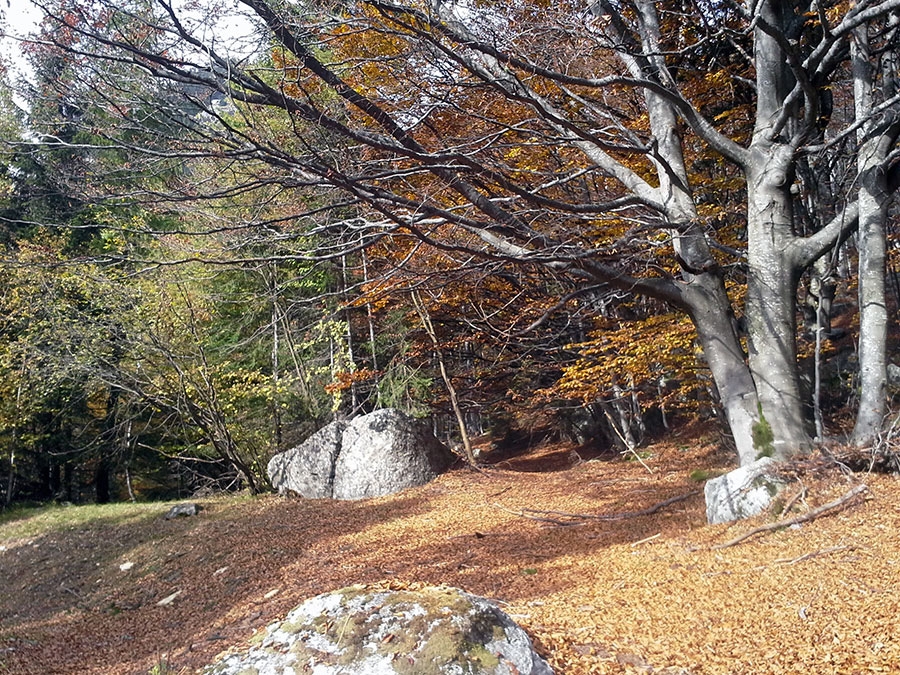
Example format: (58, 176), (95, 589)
(1, 0), (899, 507)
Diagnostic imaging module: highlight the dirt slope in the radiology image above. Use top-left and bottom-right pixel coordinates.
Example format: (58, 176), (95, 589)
(1, 433), (898, 675)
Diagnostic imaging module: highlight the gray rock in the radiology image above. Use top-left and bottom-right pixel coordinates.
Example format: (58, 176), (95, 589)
(704, 457), (784, 524)
(267, 420), (346, 498)
(887, 363), (900, 388)
(203, 585), (554, 675)
(332, 409), (454, 500)
(164, 503), (200, 519)
(267, 409), (455, 500)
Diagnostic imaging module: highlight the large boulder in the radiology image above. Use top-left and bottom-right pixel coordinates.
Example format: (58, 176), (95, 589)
(705, 457), (785, 524)
(267, 421), (345, 498)
(203, 585), (554, 675)
(332, 409), (454, 500)
(267, 409), (455, 500)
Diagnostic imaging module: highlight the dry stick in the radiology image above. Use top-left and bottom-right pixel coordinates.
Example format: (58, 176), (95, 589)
(496, 490), (701, 526)
(631, 532), (662, 547)
(780, 484), (808, 518)
(773, 545), (851, 566)
(713, 484), (869, 550)
(493, 504), (581, 526)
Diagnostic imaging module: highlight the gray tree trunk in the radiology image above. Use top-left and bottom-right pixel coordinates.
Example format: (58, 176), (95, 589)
(685, 280), (762, 465)
(853, 140), (890, 446)
(736, 2), (814, 458)
(744, 145), (812, 458)
(634, 1), (763, 464)
(850, 19), (898, 446)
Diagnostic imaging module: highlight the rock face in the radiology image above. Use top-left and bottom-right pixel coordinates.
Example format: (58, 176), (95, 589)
(267, 422), (345, 499)
(705, 457), (784, 524)
(203, 585), (554, 675)
(267, 409), (455, 500)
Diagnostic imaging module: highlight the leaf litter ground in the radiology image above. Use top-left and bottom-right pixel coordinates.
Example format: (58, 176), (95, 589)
(1, 430), (899, 674)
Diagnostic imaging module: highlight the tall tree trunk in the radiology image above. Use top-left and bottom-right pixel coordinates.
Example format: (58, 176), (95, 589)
(738, 2), (812, 458)
(744, 146), (812, 458)
(267, 265), (283, 450)
(850, 16), (899, 445)
(852, 137), (891, 446)
(633, 0), (763, 465)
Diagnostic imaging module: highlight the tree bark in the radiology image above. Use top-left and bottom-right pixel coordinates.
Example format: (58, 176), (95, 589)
(850, 18), (898, 446)
(684, 279), (761, 465)
(852, 138), (890, 446)
(632, 1), (763, 465)
(744, 144), (812, 458)
(737, 2), (814, 458)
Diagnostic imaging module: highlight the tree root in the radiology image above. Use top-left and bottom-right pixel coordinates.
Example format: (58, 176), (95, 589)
(713, 483), (869, 549)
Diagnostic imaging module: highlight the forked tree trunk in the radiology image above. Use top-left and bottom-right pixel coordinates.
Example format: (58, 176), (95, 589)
(631, 6), (765, 466)
(744, 146), (813, 458)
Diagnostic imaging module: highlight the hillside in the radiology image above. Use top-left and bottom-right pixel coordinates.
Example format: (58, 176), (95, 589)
(1, 433), (898, 675)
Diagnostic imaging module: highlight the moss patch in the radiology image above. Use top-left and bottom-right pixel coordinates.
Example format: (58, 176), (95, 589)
(270, 586), (516, 674)
(752, 405), (775, 459)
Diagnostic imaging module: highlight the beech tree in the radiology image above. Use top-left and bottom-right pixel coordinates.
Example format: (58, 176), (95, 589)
(13, 0), (900, 466)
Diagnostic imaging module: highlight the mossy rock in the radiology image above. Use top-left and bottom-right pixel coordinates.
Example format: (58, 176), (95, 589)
(204, 584), (553, 675)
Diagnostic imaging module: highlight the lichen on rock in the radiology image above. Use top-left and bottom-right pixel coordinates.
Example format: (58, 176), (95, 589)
(204, 584), (553, 675)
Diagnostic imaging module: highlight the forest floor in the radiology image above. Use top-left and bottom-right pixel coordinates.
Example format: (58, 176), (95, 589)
(1, 426), (899, 675)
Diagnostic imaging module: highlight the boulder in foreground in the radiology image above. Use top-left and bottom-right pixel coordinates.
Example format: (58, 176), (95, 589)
(204, 584), (553, 675)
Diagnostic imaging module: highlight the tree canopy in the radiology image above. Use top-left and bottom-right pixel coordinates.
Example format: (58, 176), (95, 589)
(1, 0), (899, 503)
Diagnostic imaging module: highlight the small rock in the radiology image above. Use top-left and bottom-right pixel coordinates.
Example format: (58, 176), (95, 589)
(157, 590), (182, 606)
(165, 503), (200, 519)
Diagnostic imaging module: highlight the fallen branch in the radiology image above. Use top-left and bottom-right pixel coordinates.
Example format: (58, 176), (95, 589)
(713, 484), (869, 550)
(492, 503), (582, 526)
(495, 490), (700, 526)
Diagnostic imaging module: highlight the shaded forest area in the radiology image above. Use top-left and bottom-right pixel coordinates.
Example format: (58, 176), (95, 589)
(2, 0), (900, 506)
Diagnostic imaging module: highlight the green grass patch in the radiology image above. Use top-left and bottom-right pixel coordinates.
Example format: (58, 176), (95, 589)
(0, 502), (160, 541)
(0, 493), (261, 544)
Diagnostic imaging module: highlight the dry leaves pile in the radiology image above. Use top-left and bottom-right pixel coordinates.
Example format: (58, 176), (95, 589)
(1, 433), (899, 675)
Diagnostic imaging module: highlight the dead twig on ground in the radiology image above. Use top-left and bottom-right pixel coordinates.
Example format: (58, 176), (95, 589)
(773, 545), (852, 565)
(714, 484), (869, 549)
(494, 490), (700, 526)
(780, 484), (808, 518)
(630, 532), (662, 547)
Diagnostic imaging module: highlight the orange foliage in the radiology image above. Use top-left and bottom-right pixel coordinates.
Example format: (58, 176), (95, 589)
(545, 312), (707, 415)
